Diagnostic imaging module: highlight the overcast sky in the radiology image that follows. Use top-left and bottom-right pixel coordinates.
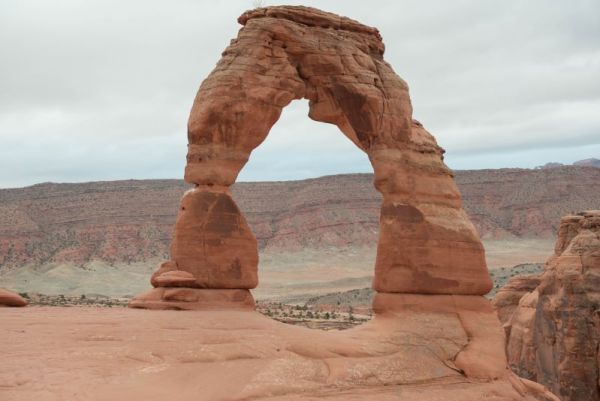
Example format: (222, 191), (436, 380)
(1, 0), (599, 188)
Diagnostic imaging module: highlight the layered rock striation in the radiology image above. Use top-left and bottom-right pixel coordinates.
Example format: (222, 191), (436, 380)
(493, 210), (600, 401)
(1, 166), (599, 273)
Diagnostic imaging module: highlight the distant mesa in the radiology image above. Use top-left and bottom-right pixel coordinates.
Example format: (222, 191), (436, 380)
(536, 157), (600, 169)
(536, 162), (564, 169)
(573, 157), (600, 167)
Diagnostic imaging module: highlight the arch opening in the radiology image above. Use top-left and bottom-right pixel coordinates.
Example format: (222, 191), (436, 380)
(234, 99), (379, 329)
(237, 100), (372, 182)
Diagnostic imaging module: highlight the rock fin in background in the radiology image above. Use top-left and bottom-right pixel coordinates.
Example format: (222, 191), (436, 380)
(494, 210), (600, 401)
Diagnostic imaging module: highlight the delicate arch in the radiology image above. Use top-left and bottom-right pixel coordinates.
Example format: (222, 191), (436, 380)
(131, 6), (492, 310)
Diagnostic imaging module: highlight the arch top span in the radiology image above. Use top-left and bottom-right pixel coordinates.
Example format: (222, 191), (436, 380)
(185, 5), (416, 187)
(130, 6), (492, 311)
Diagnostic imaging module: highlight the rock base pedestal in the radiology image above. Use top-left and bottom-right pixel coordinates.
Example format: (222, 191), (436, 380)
(128, 288), (255, 311)
(373, 292), (508, 380)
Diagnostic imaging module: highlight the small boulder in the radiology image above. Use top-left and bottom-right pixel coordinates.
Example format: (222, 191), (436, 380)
(0, 288), (28, 307)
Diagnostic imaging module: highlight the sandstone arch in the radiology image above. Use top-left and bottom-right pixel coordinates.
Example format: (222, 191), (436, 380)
(130, 6), (492, 310)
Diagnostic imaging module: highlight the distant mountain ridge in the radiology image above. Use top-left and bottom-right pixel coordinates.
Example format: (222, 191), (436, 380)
(574, 158), (600, 167)
(536, 157), (600, 169)
(0, 166), (599, 271)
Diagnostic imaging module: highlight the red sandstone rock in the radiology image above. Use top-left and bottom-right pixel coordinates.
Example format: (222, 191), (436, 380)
(168, 188), (258, 289)
(0, 288), (27, 307)
(494, 210), (600, 401)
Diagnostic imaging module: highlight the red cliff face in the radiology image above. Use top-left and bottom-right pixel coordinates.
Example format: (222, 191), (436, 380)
(0, 166), (599, 272)
(456, 166), (600, 238)
(493, 210), (600, 401)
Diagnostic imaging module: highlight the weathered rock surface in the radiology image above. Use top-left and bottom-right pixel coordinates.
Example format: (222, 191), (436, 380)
(0, 305), (558, 401)
(0, 288), (27, 307)
(492, 275), (541, 327)
(169, 188), (258, 289)
(494, 210), (600, 401)
(0, 167), (598, 273)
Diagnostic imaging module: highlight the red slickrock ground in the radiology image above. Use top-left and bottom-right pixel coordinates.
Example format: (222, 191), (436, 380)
(0, 302), (558, 401)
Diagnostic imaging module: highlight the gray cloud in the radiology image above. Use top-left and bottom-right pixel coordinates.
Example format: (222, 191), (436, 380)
(1, 0), (599, 187)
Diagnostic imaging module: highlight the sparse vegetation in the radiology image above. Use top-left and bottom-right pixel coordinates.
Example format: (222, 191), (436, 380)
(256, 300), (370, 330)
(23, 293), (129, 308)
